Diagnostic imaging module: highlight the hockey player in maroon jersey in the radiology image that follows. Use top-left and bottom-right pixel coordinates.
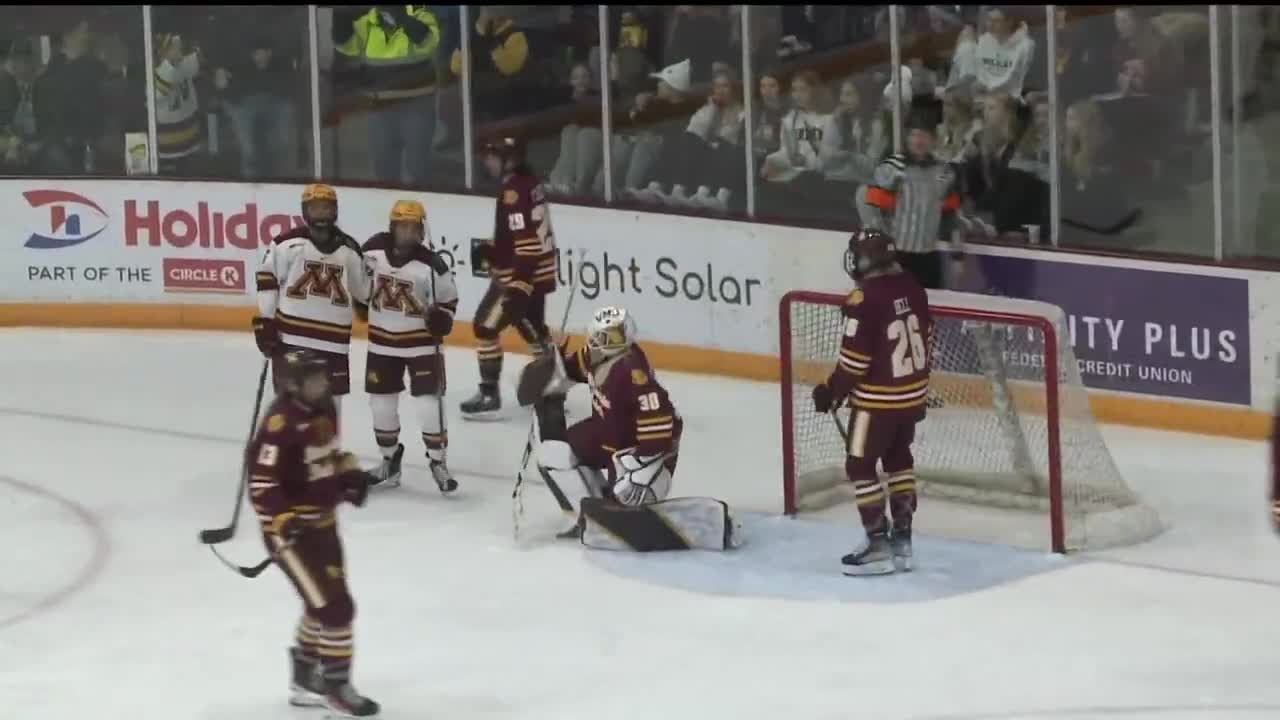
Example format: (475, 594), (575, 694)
(461, 136), (559, 419)
(812, 229), (934, 575)
(513, 306), (739, 551)
(247, 350), (380, 716)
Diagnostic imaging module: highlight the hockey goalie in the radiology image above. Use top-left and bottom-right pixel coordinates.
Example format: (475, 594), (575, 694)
(515, 305), (741, 551)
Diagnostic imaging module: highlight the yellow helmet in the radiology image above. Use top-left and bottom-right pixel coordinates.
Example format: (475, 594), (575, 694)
(389, 199), (425, 224)
(301, 183), (337, 204)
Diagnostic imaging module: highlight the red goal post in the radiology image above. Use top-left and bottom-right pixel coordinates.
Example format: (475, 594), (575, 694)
(778, 288), (1161, 554)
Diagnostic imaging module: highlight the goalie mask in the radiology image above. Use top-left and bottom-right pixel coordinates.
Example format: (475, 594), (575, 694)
(389, 199), (426, 257)
(845, 228), (897, 280)
(586, 306), (637, 362)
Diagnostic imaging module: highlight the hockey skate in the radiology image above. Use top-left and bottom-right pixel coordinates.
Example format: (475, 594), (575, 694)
(890, 528), (913, 572)
(841, 533), (895, 576)
(324, 681), (380, 718)
(369, 443), (404, 491)
(459, 385), (502, 420)
(556, 515), (584, 540)
(288, 647), (326, 708)
(428, 456), (458, 494)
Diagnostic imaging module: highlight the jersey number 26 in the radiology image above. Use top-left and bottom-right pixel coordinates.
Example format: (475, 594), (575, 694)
(888, 314), (928, 378)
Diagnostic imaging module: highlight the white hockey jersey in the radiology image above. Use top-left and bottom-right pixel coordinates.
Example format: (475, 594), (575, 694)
(256, 227), (370, 355)
(361, 233), (460, 358)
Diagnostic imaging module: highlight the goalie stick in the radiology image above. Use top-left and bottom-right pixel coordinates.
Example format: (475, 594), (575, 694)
(512, 252), (581, 541)
(198, 359), (270, 545)
(426, 256), (458, 493)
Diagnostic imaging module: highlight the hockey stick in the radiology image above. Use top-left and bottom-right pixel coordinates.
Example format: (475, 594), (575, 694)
(830, 408), (850, 445)
(513, 250), (581, 541)
(198, 359), (270, 545)
(209, 536), (296, 579)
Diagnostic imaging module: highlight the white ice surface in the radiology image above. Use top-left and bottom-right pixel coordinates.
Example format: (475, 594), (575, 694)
(3, 328), (1279, 720)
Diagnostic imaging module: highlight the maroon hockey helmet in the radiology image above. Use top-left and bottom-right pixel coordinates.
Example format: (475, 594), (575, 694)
(277, 349), (331, 401)
(845, 228), (897, 279)
(479, 135), (526, 165)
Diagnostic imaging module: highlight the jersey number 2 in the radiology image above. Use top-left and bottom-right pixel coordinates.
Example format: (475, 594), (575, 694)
(888, 314), (927, 378)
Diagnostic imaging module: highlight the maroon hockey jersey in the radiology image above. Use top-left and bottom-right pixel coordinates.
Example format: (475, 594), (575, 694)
(247, 396), (360, 530)
(827, 271), (934, 422)
(564, 344), (681, 457)
(490, 172), (558, 296)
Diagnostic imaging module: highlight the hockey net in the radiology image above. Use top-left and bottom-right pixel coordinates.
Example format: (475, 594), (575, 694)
(780, 289), (1162, 553)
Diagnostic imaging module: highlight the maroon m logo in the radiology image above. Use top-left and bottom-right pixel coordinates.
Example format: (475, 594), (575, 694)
(286, 261), (349, 306)
(370, 274), (424, 317)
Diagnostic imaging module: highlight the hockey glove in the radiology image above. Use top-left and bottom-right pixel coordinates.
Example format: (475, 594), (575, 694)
(425, 305), (454, 337)
(339, 470), (374, 508)
(811, 383), (833, 414)
(268, 511), (305, 541)
(252, 316), (279, 357)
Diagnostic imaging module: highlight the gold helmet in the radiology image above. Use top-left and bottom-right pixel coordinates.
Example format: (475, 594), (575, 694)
(389, 199), (425, 225)
(301, 183), (337, 204)
(300, 183), (338, 244)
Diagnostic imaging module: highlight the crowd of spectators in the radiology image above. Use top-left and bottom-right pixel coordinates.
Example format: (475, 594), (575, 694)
(3, 5), (1277, 258)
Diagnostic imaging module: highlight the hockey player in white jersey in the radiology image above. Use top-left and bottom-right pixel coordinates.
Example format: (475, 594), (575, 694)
(361, 199), (460, 494)
(254, 184), (370, 403)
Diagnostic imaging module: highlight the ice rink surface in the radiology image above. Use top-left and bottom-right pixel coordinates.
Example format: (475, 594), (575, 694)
(3, 328), (1279, 720)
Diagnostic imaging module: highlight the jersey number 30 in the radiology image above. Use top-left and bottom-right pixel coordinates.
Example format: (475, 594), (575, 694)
(888, 314), (928, 378)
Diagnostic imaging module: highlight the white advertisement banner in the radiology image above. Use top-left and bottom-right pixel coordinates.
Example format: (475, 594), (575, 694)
(0, 180), (773, 352)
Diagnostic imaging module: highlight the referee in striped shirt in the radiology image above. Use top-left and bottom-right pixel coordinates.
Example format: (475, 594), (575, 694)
(855, 113), (964, 289)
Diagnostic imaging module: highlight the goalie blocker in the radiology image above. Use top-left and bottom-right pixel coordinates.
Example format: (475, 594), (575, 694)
(516, 306), (742, 551)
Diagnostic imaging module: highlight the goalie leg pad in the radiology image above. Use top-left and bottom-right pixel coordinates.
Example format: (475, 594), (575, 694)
(537, 440), (605, 511)
(580, 497), (742, 551)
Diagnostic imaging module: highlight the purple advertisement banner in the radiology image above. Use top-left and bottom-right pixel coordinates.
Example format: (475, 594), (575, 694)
(964, 255), (1251, 406)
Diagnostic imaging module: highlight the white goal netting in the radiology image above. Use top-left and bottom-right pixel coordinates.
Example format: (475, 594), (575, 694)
(781, 289), (1162, 552)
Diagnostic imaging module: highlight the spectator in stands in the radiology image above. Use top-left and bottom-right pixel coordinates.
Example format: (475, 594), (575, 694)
(676, 67), (745, 212)
(1060, 98), (1140, 243)
(215, 30), (295, 179)
(546, 63), (602, 198)
(94, 31), (143, 176)
(153, 33), (203, 175)
(751, 69), (787, 171)
(621, 58), (695, 204)
(0, 41), (55, 173)
(759, 70), (837, 220)
(1111, 7), (1173, 94)
(820, 78), (884, 191)
(1053, 7), (1111, 107)
(42, 19), (107, 174)
(593, 45), (652, 196)
(451, 7), (535, 126)
(993, 95), (1050, 239)
(334, 5), (439, 185)
(963, 92), (1020, 219)
(663, 6), (732, 85)
(937, 87), (980, 164)
(947, 7), (1036, 99)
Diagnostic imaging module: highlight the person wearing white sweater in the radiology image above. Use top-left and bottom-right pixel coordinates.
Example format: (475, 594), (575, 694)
(944, 8), (1036, 99)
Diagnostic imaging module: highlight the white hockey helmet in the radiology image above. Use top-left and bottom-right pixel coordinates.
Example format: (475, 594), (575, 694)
(587, 306), (637, 359)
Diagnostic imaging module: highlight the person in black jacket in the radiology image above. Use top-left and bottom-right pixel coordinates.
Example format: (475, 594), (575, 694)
(215, 29), (299, 179)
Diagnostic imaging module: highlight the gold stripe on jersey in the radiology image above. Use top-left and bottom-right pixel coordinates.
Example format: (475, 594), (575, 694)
(368, 325), (439, 348)
(514, 238), (544, 256)
(507, 279), (533, 295)
(837, 347), (871, 376)
(277, 310), (352, 345)
(853, 376), (930, 410)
